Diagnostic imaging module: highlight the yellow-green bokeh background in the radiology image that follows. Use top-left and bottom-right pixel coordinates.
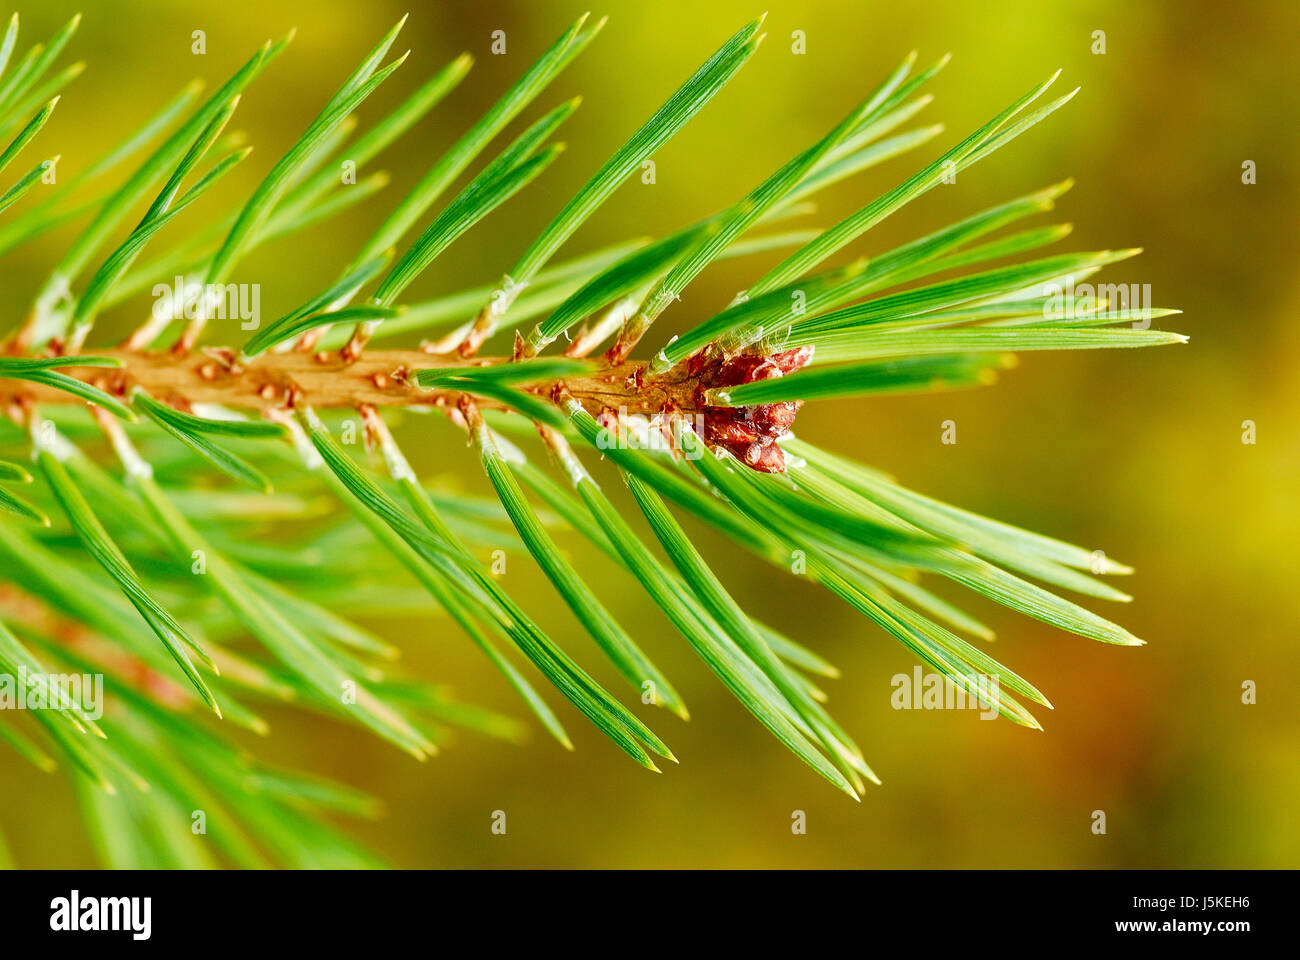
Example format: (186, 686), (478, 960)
(3, 0), (1297, 867)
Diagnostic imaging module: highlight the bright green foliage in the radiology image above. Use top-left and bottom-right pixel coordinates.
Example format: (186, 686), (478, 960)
(0, 11), (1182, 868)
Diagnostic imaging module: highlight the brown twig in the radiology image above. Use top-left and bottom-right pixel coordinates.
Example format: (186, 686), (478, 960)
(1, 346), (701, 418)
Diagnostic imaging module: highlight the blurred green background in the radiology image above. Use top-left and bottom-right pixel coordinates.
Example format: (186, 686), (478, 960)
(2, 0), (1297, 868)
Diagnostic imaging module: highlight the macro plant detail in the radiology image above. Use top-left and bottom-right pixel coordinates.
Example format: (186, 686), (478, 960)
(0, 10), (1186, 867)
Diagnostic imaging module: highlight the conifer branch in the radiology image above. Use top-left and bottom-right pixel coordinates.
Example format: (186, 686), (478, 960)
(0, 8), (1184, 867)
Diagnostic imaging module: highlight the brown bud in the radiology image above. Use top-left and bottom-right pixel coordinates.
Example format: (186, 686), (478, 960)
(692, 344), (813, 474)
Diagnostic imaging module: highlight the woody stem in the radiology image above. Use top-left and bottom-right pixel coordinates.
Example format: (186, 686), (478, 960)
(2, 347), (702, 417)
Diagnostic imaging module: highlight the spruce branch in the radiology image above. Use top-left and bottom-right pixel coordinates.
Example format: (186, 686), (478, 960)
(0, 9), (1186, 867)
